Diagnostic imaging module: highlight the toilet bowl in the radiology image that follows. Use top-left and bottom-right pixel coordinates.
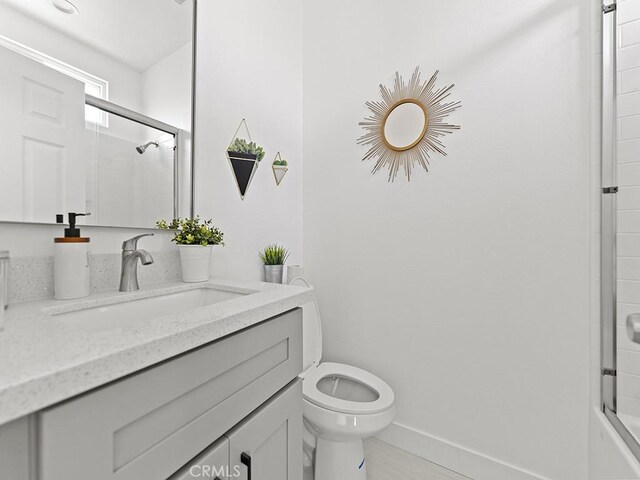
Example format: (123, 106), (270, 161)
(291, 277), (395, 480)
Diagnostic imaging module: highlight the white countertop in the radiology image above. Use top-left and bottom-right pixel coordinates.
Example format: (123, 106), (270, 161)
(0, 278), (314, 426)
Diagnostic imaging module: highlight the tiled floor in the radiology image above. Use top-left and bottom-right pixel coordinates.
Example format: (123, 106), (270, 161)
(365, 438), (470, 480)
(303, 437), (470, 480)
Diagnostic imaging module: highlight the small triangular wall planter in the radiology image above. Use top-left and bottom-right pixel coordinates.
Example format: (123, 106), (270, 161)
(272, 165), (288, 186)
(228, 151), (258, 199)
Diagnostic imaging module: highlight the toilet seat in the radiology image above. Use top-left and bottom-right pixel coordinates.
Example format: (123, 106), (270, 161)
(302, 362), (394, 415)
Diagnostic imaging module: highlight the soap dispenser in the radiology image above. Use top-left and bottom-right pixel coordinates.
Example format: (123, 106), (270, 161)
(54, 213), (90, 300)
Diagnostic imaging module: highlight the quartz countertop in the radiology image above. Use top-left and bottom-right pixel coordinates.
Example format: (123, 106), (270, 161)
(0, 278), (314, 426)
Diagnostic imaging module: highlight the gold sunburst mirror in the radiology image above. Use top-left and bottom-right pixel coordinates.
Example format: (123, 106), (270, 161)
(358, 67), (461, 181)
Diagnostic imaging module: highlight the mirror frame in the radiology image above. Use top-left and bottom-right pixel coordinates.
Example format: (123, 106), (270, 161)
(0, 0), (198, 228)
(382, 99), (429, 152)
(358, 67), (461, 182)
(190, 0), (198, 219)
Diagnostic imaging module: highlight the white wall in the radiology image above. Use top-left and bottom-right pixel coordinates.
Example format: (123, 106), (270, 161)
(193, 0), (303, 281)
(142, 43), (193, 130)
(303, 1), (590, 479)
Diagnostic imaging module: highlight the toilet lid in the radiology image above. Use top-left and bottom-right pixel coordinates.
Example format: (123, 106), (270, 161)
(303, 362), (395, 415)
(289, 277), (322, 373)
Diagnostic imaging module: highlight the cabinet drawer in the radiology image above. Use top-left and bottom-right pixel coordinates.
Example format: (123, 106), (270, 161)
(38, 308), (302, 480)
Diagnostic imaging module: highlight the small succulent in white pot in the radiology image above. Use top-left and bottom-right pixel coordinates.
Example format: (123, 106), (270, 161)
(157, 217), (224, 283)
(259, 244), (290, 284)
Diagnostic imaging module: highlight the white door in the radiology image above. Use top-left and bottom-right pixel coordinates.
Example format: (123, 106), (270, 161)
(0, 45), (87, 222)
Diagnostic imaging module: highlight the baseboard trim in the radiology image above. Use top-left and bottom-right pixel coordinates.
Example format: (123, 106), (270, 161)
(376, 422), (553, 480)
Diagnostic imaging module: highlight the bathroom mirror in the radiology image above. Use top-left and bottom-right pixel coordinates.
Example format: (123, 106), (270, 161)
(0, 0), (196, 228)
(383, 100), (428, 151)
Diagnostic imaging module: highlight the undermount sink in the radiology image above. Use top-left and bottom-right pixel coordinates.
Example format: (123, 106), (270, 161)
(45, 285), (251, 333)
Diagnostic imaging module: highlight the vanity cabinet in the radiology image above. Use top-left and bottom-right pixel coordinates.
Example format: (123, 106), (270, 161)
(0, 308), (303, 480)
(171, 380), (302, 480)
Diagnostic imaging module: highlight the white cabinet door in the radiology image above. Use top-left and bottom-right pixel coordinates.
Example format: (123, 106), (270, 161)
(0, 416), (34, 480)
(0, 45), (87, 222)
(226, 380), (302, 480)
(169, 437), (229, 480)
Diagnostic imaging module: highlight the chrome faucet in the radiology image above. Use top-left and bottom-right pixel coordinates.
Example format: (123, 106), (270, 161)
(119, 234), (154, 292)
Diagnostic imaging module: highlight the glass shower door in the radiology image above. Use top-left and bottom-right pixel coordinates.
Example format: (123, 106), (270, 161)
(602, 0), (640, 460)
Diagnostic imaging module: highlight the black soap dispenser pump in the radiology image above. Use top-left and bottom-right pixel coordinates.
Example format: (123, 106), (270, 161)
(53, 212), (91, 300)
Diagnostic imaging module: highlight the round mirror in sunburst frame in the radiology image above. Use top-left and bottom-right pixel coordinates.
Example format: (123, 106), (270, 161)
(358, 67), (461, 182)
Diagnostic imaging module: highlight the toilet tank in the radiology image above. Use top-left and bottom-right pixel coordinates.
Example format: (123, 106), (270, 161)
(301, 299), (322, 374)
(290, 278), (322, 375)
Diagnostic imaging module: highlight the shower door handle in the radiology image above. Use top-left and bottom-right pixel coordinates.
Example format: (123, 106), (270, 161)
(627, 313), (640, 343)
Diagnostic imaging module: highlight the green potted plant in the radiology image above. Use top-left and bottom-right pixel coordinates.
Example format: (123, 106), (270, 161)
(272, 152), (288, 186)
(227, 138), (266, 199)
(157, 217), (224, 282)
(259, 244), (290, 284)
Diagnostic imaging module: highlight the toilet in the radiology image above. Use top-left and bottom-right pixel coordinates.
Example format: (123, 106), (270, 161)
(292, 277), (395, 480)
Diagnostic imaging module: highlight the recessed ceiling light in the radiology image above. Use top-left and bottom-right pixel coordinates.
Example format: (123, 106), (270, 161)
(51, 0), (79, 15)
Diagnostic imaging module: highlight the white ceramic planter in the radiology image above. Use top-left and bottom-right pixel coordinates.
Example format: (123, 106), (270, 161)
(178, 245), (213, 283)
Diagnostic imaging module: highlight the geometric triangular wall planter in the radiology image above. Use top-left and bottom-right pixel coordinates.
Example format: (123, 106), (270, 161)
(271, 152), (288, 186)
(228, 152), (258, 199)
(272, 166), (287, 185)
(227, 119), (261, 200)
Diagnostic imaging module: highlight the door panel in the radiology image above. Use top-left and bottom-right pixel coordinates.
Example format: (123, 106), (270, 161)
(0, 45), (87, 222)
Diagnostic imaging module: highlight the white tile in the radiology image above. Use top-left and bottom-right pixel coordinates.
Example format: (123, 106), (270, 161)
(364, 438), (469, 480)
(619, 234), (640, 256)
(620, 43), (640, 72)
(619, 210), (640, 232)
(618, 302), (640, 326)
(618, 138), (640, 164)
(620, 92), (640, 118)
(619, 162), (640, 185)
(621, 20), (640, 48)
(618, 279), (640, 303)
(619, 396), (640, 419)
(619, 0), (640, 26)
(619, 349), (640, 376)
(618, 187), (640, 209)
(618, 372), (640, 399)
(621, 67), (640, 94)
(619, 257), (640, 280)
(620, 115), (640, 140)
(619, 328), (640, 353)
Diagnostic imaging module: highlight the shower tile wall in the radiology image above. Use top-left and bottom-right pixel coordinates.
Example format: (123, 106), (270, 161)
(87, 127), (173, 227)
(616, 0), (640, 418)
(94, 133), (136, 226)
(132, 134), (174, 226)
